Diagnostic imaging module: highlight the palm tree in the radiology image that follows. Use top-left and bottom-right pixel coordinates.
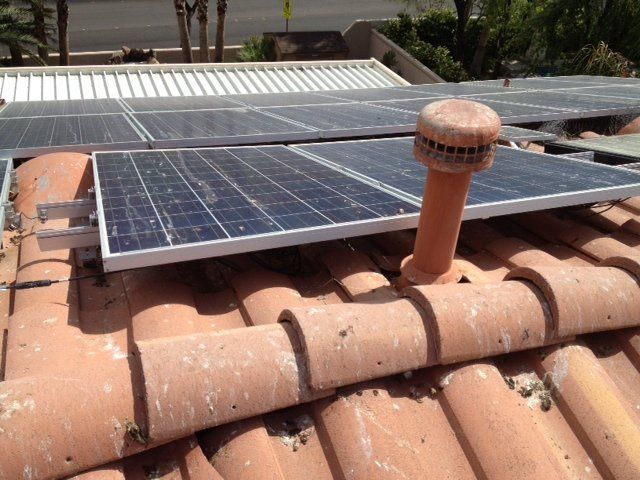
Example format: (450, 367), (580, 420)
(174, 0), (193, 62)
(30, 0), (49, 63)
(185, 1), (197, 36)
(214, 0), (227, 62)
(56, 0), (69, 65)
(197, 0), (210, 62)
(0, 1), (43, 66)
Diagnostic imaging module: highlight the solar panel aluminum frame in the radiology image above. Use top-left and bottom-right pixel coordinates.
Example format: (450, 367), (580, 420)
(92, 148), (420, 272)
(291, 138), (640, 221)
(498, 126), (558, 143)
(0, 159), (13, 231)
(0, 114), (150, 159)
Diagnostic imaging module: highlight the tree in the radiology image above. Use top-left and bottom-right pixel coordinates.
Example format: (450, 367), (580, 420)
(197, 0), (210, 62)
(534, 0), (640, 64)
(452, 0), (474, 59)
(30, 0), (49, 63)
(214, 0), (227, 62)
(185, 1), (197, 36)
(0, 1), (43, 66)
(174, 0), (193, 62)
(56, 0), (69, 65)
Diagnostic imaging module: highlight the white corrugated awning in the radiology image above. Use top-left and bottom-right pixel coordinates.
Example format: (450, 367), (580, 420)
(0, 59), (407, 102)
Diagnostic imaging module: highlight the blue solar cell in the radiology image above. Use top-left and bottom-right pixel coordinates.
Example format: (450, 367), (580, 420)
(94, 146), (420, 269)
(123, 96), (241, 112)
(131, 108), (315, 147)
(0, 99), (125, 118)
(294, 137), (640, 215)
(0, 114), (146, 156)
(260, 103), (417, 134)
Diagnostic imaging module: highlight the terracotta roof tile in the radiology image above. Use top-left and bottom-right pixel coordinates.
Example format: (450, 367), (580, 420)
(434, 361), (568, 477)
(540, 343), (640, 479)
(2, 147), (640, 479)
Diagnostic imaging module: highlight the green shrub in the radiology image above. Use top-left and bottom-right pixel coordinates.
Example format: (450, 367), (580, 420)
(412, 9), (457, 53)
(378, 13), (419, 49)
(237, 36), (275, 62)
(380, 12), (467, 82)
(570, 42), (633, 77)
(406, 40), (468, 82)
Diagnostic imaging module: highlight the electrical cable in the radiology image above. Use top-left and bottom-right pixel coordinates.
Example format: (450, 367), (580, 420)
(0, 272), (111, 291)
(20, 211), (39, 221)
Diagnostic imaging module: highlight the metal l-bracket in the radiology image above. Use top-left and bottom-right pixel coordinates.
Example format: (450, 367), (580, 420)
(36, 198), (97, 221)
(36, 226), (100, 251)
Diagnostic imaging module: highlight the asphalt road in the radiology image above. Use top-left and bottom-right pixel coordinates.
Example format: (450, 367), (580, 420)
(61, 0), (412, 53)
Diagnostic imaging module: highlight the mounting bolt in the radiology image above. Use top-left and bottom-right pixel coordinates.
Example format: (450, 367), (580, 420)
(89, 211), (99, 227)
(401, 99), (500, 285)
(38, 208), (47, 224)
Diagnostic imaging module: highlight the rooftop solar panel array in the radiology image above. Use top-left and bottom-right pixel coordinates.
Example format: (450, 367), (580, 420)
(93, 133), (640, 271)
(0, 75), (639, 156)
(294, 137), (640, 218)
(94, 146), (420, 271)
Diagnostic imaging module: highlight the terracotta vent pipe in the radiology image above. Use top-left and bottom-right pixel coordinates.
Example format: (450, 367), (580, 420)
(401, 98), (501, 285)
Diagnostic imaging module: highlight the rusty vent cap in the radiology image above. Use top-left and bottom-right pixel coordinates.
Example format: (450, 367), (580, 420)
(414, 98), (501, 173)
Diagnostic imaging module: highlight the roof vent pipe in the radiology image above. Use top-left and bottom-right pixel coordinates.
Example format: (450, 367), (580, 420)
(401, 99), (501, 285)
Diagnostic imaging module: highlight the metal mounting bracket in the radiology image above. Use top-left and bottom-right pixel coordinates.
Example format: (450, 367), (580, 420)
(36, 226), (100, 251)
(36, 198), (97, 222)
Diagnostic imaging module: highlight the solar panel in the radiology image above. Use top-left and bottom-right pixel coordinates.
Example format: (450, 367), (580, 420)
(0, 99), (125, 118)
(548, 134), (640, 162)
(369, 97), (566, 124)
(470, 91), (640, 117)
(404, 83), (527, 96)
(222, 91), (342, 107)
(546, 85), (640, 100)
(316, 86), (448, 102)
(123, 96), (242, 112)
(260, 103), (418, 138)
(293, 137), (640, 219)
(554, 75), (640, 86)
(94, 146), (420, 271)
(498, 126), (558, 143)
(367, 97), (449, 112)
(0, 114), (147, 157)
(467, 78), (611, 90)
(131, 108), (316, 148)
